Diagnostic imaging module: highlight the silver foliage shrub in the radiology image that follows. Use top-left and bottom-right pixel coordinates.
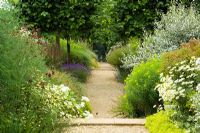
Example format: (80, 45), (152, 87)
(122, 5), (200, 69)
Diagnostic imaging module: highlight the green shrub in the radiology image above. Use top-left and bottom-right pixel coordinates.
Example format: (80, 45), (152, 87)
(121, 58), (161, 117)
(146, 111), (186, 133)
(115, 68), (130, 83)
(107, 45), (129, 68)
(156, 57), (200, 132)
(107, 37), (140, 82)
(122, 4), (200, 69)
(107, 37), (139, 68)
(161, 39), (200, 73)
(70, 69), (89, 83)
(106, 45), (130, 82)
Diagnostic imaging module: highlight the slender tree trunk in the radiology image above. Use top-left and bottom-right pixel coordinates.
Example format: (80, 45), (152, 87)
(66, 36), (71, 64)
(56, 32), (60, 52)
(54, 32), (61, 65)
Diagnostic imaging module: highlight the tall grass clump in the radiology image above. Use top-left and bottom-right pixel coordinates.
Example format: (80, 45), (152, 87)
(0, 8), (54, 132)
(60, 39), (98, 69)
(106, 37), (140, 82)
(106, 44), (129, 82)
(60, 39), (98, 82)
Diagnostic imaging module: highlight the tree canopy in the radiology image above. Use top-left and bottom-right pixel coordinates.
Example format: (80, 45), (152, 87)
(112, 0), (198, 41)
(19, 0), (101, 39)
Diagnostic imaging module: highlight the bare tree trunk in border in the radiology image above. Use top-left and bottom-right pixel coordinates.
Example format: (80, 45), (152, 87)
(66, 35), (71, 65)
(55, 32), (61, 64)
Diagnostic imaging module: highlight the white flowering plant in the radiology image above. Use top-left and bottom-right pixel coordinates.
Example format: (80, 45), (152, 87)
(44, 84), (92, 119)
(0, 0), (13, 10)
(156, 57), (200, 132)
(14, 73), (93, 131)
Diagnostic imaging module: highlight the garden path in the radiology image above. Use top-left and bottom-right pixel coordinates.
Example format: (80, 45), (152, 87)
(85, 62), (124, 118)
(65, 63), (148, 133)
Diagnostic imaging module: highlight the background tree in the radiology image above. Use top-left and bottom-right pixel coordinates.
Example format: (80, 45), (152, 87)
(19, 0), (101, 63)
(90, 0), (119, 60)
(112, 0), (171, 41)
(112, 0), (198, 42)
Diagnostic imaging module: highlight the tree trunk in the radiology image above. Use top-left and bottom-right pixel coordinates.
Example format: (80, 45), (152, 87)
(66, 36), (71, 64)
(56, 32), (60, 52)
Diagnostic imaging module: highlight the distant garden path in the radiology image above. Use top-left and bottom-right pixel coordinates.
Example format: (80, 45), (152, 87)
(86, 63), (124, 118)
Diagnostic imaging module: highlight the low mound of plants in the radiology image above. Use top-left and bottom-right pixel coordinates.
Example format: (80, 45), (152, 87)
(60, 40), (98, 82)
(47, 70), (84, 96)
(62, 65), (90, 83)
(146, 111), (186, 133)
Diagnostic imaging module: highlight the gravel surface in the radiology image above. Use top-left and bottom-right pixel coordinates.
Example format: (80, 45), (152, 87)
(86, 63), (124, 118)
(64, 63), (149, 133)
(65, 126), (148, 133)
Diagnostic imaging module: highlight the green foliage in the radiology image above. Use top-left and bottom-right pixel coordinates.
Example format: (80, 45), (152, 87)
(68, 69), (89, 83)
(146, 111), (186, 133)
(106, 37), (140, 82)
(127, 37), (141, 54)
(122, 58), (161, 117)
(60, 39), (97, 82)
(90, 0), (119, 48)
(60, 39), (98, 69)
(156, 57), (200, 132)
(112, 0), (170, 40)
(107, 45), (129, 68)
(48, 70), (84, 96)
(161, 39), (200, 73)
(18, 0), (102, 64)
(122, 4), (200, 69)
(106, 44), (129, 82)
(18, 0), (101, 39)
(0, 9), (92, 132)
(0, 9), (54, 132)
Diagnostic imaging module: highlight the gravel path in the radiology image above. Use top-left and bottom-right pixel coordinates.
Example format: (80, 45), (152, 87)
(65, 63), (149, 133)
(86, 63), (124, 118)
(67, 126), (148, 133)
